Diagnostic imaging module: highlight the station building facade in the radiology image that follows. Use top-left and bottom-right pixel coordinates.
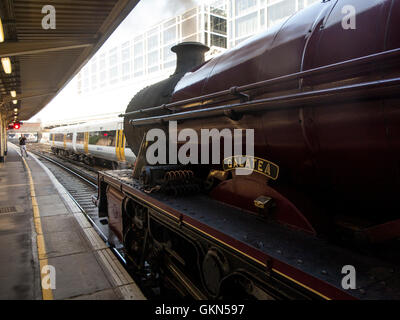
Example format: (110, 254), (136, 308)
(228, 0), (320, 47)
(73, 0), (320, 116)
(77, 1), (229, 96)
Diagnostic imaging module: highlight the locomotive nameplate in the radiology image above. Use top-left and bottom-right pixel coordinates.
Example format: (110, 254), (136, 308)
(223, 156), (279, 180)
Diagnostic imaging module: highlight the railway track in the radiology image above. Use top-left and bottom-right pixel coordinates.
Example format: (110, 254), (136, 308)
(28, 151), (137, 284)
(29, 149), (183, 300)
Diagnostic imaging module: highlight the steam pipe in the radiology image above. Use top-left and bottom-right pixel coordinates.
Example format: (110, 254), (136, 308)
(121, 47), (400, 118)
(129, 77), (400, 126)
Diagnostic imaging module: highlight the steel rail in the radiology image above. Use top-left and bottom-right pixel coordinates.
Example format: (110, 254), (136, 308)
(32, 151), (97, 188)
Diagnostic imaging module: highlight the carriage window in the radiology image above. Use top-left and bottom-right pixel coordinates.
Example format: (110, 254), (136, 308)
(66, 133), (73, 143)
(49, 134), (53, 141)
(55, 134), (64, 142)
(76, 132), (85, 144)
(89, 131), (116, 146)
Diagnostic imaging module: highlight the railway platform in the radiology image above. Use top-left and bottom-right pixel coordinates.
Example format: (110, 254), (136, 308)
(0, 143), (145, 300)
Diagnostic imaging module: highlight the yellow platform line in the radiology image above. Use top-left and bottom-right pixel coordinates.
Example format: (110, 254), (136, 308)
(22, 157), (53, 300)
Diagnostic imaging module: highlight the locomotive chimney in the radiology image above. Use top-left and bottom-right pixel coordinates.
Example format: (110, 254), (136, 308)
(171, 42), (209, 75)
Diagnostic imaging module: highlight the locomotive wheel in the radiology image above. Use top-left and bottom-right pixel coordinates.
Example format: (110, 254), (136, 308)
(201, 248), (229, 297)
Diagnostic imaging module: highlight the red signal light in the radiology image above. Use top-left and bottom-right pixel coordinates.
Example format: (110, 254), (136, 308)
(13, 123), (20, 130)
(103, 133), (108, 137)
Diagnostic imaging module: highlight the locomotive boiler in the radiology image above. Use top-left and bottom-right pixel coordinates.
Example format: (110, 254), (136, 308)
(96, 0), (400, 300)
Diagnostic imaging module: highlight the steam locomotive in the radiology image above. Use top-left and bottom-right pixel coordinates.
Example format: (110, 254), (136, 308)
(94, 0), (400, 299)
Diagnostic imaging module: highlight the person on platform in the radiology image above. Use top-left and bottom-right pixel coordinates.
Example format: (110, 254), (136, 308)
(19, 136), (28, 158)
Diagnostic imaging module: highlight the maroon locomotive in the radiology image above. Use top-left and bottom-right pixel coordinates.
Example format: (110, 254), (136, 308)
(95, 0), (400, 299)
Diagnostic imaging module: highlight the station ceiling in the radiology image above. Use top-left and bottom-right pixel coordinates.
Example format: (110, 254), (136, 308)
(0, 0), (140, 121)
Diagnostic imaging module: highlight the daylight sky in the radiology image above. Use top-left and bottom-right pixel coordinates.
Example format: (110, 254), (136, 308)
(32, 0), (207, 123)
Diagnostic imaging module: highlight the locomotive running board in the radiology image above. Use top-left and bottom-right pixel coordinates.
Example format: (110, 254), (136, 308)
(99, 170), (400, 300)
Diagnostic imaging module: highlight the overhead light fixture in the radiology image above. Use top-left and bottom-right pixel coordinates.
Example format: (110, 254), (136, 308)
(10, 91), (16, 98)
(0, 18), (4, 43)
(14, 108), (18, 113)
(1, 57), (12, 74)
(12, 100), (17, 104)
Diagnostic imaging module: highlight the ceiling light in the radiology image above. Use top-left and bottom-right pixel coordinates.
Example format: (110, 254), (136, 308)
(10, 91), (16, 98)
(0, 19), (4, 43)
(12, 100), (17, 104)
(1, 57), (12, 74)
(14, 108), (18, 113)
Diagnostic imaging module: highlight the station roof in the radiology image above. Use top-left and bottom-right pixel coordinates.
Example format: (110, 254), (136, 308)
(0, 0), (140, 121)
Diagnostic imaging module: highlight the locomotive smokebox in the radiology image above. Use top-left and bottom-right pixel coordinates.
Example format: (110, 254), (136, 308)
(171, 42), (209, 75)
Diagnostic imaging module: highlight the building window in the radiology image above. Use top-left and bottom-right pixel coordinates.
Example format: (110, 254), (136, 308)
(163, 26), (177, 45)
(147, 50), (159, 73)
(235, 12), (258, 38)
(122, 61), (131, 81)
(134, 56), (143, 70)
(163, 17), (176, 29)
(210, 0), (227, 17)
(121, 42), (131, 81)
(147, 34), (159, 52)
(91, 58), (97, 90)
(235, 0), (257, 17)
(182, 16), (197, 38)
(260, 8), (265, 27)
(134, 42), (143, 57)
(210, 15), (227, 35)
(134, 34), (143, 43)
(109, 47), (118, 84)
(83, 66), (89, 92)
(121, 42), (131, 61)
(211, 33), (227, 48)
(134, 70), (143, 78)
(267, 0), (297, 28)
(99, 54), (106, 87)
(182, 8), (197, 20)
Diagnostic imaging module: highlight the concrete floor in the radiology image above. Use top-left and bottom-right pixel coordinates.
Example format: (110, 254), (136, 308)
(0, 144), (145, 300)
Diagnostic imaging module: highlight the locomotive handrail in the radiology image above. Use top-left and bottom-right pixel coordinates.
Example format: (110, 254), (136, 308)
(121, 47), (400, 118)
(129, 76), (400, 126)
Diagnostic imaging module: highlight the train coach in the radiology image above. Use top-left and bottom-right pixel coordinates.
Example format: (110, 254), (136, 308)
(49, 118), (136, 167)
